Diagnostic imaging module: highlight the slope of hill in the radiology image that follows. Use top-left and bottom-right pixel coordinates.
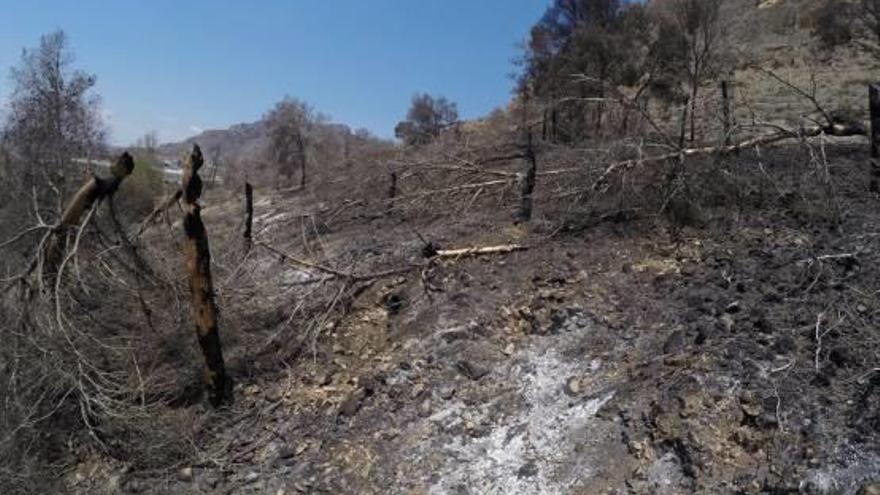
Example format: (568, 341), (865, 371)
(157, 121), (269, 164)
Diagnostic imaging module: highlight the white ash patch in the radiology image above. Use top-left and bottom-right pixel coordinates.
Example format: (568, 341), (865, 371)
(426, 326), (614, 495)
(799, 444), (880, 495)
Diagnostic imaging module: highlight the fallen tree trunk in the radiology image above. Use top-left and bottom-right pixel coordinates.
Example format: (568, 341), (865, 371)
(180, 145), (232, 407)
(44, 152), (135, 277)
(538, 122), (868, 189)
(595, 122), (866, 188)
(257, 242), (527, 284)
(435, 244), (527, 258)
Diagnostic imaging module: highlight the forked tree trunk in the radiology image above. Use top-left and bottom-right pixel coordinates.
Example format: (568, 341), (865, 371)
(181, 145), (232, 407)
(44, 152), (135, 277)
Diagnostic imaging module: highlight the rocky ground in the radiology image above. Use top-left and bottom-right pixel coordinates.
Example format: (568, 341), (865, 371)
(63, 144), (880, 495)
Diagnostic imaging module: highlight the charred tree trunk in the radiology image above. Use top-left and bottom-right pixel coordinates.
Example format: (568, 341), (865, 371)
(181, 145), (232, 407)
(388, 171), (398, 200)
(243, 182), (253, 253)
(870, 83), (880, 192)
(297, 135), (307, 189)
(689, 83), (699, 143)
(387, 170), (398, 214)
(44, 152), (135, 277)
(679, 97), (690, 150)
(542, 108), (548, 141)
(721, 79), (732, 146)
(515, 133), (538, 223)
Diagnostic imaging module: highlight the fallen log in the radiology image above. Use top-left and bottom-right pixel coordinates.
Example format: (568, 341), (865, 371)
(389, 178), (517, 202)
(257, 241), (527, 283)
(538, 122), (868, 189)
(436, 244), (527, 258)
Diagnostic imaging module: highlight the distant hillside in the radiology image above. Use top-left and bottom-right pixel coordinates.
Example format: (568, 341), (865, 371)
(157, 121), (270, 164)
(159, 0), (868, 167)
(645, 0), (822, 59)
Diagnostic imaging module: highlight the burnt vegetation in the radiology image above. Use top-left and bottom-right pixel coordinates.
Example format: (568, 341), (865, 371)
(1, 1), (880, 493)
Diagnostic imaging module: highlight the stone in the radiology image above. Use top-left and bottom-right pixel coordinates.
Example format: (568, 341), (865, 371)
(177, 467), (194, 483)
(858, 482), (880, 495)
(411, 382), (426, 399)
(440, 328), (471, 343)
(244, 471), (260, 483)
(718, 314), (735, 333)
(418, 398), (432, 417)
(773, 335), (796, 354)
(124, 479), (144, 493)
(277, 445), (297, 460)
(662, 329), (687, 354)
(316, 372), (333, 386)
(456, 360), (490, 381)
(517, 461), (539, 479)
(438, 384), (456, 400)
(200, 474), (221, 490)
(339, 388), (367, 417)
(563, 377), (582, 397)
(502, 343), (515, 356)
(107, 475), (122, 492)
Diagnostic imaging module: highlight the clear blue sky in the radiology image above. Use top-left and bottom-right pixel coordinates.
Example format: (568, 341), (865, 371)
(0, 0), (549, 145)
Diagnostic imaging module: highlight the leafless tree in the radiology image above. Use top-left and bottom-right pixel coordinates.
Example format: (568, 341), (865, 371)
(1, 30), (106, 195)
(858, 0), (880, 45)
(813, 0), (880, 58)
(136, 130), (159, 154)
(664, 0), (725, 143)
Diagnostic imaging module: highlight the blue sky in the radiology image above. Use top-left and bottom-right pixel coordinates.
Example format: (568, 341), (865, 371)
(0, 1), (549, 145)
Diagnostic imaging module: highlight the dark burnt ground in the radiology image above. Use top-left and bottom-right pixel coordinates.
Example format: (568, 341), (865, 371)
(591, 143), (880, 494)
(73, 143), (880, 495)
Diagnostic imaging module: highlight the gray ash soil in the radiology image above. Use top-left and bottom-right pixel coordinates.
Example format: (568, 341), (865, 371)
(77, 145), (879, 494)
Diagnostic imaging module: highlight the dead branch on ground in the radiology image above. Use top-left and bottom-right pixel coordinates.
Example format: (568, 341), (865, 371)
(133, 188), (182, 240)
(256, 241), (527, 284)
